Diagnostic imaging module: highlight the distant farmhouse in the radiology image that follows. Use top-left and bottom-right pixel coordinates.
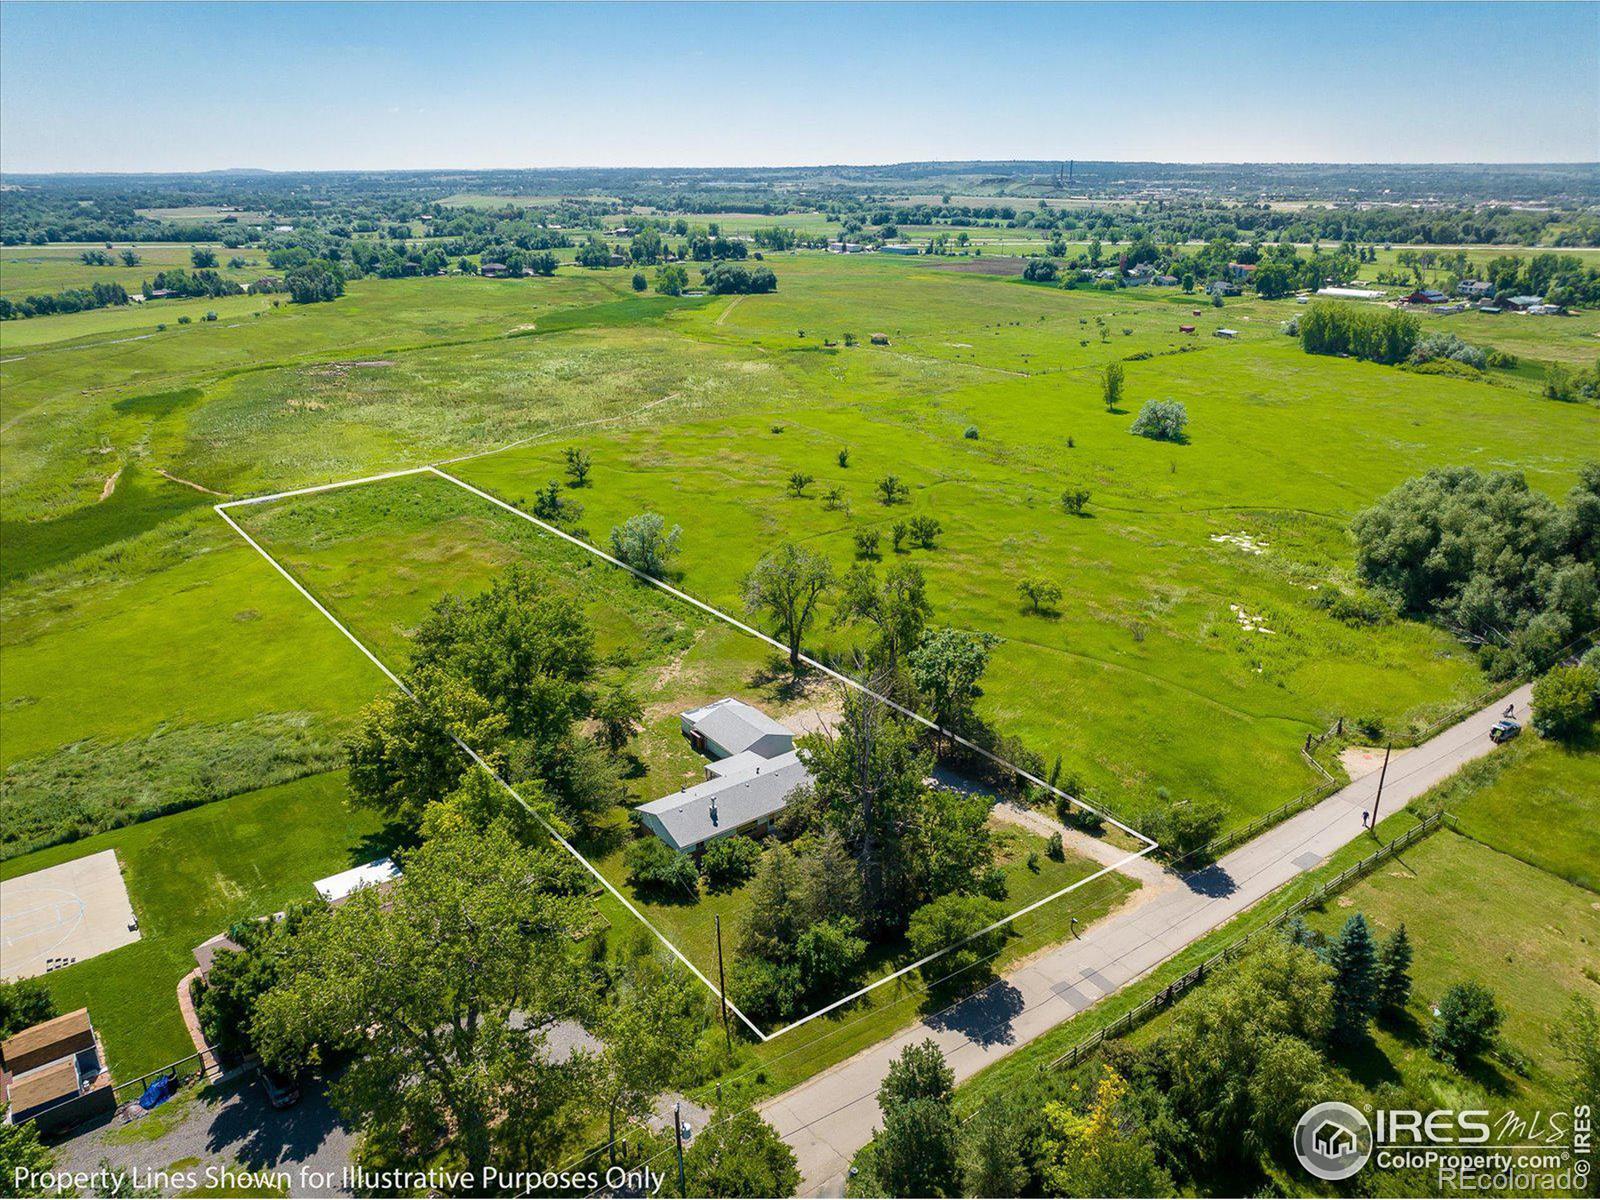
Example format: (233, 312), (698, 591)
(637, 699), (810, 855)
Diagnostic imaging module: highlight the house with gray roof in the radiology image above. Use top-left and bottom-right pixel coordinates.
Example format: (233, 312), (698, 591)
(638, 700), (810, 854)
(680, 697), (795, 760)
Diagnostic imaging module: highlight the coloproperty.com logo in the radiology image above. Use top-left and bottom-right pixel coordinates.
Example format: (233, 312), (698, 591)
(1294, 1101), (1593, 1193)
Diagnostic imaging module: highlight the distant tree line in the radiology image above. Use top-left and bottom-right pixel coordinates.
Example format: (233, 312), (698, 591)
(0, 280), (129, 320)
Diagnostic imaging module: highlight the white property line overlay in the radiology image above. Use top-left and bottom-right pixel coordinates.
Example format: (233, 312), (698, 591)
(216, 463), (1157, 1042)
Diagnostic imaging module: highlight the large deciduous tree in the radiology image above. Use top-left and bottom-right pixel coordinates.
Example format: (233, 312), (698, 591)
(744, 542), (833, 670)
(253, 824), (592, 1181)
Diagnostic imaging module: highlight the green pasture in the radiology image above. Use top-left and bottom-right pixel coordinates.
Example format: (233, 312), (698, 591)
(3, 247), (1596, 890)
(0, 772), (386, 1079)
(233, 469), (1140, 1035)
(0, 241), (267, 302)
(0, 506), (386, 854)
(450, 258), (1598, 826)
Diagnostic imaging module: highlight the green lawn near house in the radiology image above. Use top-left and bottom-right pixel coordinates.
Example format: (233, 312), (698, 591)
(0, 773), (386, 1080)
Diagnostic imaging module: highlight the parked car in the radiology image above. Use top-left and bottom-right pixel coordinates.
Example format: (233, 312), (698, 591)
(1489, 718), (1521, 744)
(259, 1067), (301, 1109)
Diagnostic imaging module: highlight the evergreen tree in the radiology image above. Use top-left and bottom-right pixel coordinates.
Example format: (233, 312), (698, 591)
(1282, 915), (1320, 952)
(1327, 912), (1380, 1043)
(1375, 923), (1414, 1014)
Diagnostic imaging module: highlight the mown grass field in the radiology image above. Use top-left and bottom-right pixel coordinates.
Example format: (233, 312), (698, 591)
(1419, 732), (1600, 893)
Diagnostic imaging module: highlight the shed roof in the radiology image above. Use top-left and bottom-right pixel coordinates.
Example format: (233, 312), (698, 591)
(314, 858), (401, 904)
(684, 698), (793, 758)
(638, 752), (809, 849)
(1, 1009), (91, 1070)
(6, 1059), (79, 1115)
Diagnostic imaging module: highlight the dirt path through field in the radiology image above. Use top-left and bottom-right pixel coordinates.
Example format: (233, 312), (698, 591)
(156, 468), (229, 497)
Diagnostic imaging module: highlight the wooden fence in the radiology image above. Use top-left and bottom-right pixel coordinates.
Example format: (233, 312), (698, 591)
(1043, 810), (1453, 1072)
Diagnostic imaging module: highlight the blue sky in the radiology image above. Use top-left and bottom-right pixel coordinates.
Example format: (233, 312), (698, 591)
(2, 2), (1595, 172)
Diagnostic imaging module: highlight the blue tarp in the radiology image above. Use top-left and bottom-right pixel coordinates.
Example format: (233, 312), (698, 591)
(138, 1074), (175, 1110)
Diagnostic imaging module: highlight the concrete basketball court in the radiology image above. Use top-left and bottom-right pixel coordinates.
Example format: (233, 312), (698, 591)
(1, 849), (140, 980)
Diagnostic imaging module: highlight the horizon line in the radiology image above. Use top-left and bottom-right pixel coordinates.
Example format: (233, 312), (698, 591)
(5, 157), (1599, 179)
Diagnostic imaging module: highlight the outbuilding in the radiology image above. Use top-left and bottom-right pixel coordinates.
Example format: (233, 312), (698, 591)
(680, 698), (794, 761)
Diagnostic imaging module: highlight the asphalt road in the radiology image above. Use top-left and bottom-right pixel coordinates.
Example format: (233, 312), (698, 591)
(761, 684), (1532, 1195)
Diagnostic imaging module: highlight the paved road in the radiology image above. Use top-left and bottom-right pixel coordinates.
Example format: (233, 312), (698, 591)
(762, 684), (1531, 1195)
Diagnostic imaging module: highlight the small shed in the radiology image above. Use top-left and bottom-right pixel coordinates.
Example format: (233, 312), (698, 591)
(681, 698), (794, 761)
(314, 858), (401, 906)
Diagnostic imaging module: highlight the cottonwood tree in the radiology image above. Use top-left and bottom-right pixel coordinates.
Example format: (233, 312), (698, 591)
(802, 688), (926, 932)
(346, 666), (507, 829)
(0, 979), (56, 1038)
(593, 683), (644, 755)
(594, 954), (700, 1164)
(906, 627), (1000, 744)
(833, 562), (932, 678)
(253, 824), (593, 1181)
(1101, 360), (1124, 412)
(1017, 578), (1062, 614)
(743, 542), (833, 670)
(609, 512), (681, 578)
(0, 1122), (53, 1198)
(564, 446), (591, 487)
(1152, 939), (1333, 1170)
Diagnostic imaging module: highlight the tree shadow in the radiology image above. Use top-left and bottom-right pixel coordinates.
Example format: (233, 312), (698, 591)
(1457, 1050), (1518, 1097)
(574, 820), (629, 861)
(746, 657), (810, 703)
(1335, 1032), (1403, 1090)
(348, 821), (410, 866)
(923, 980), (1025, 1049)
(1180, 863), (1238, 897)
(203, 1073), (352, 1175)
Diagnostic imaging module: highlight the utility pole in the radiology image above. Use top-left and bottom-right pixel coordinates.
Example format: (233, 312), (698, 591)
(715, 914), (731, 1054)
(1370, 742), (1393, 829)
(673, 1101), (686, 1196)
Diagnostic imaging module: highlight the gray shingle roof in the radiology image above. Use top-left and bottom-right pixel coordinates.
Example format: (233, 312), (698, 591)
(638, 751), (810, 850)
(684, 698), (793, 758)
